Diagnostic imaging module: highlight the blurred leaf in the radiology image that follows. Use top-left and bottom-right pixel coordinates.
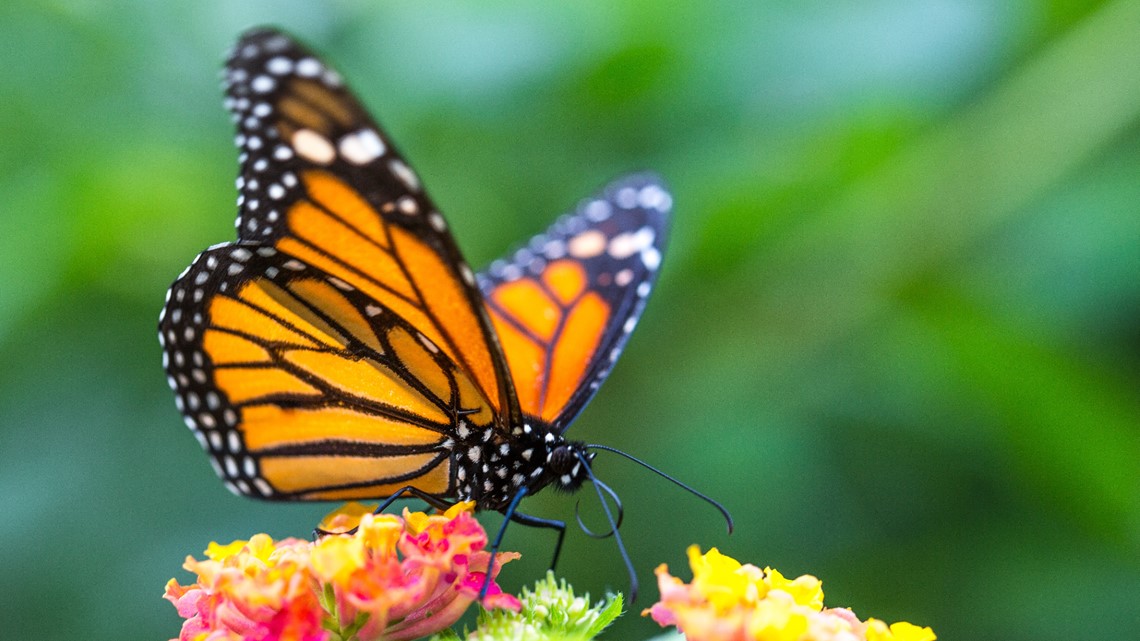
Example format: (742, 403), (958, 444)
(0, 170), (73, 342)
(579, 42), (674, 111)
(687, 108), (922, 277)
(740, 0), (1140, 357)
(905, 284), (1140, 544)
(66, 140), (234, 301)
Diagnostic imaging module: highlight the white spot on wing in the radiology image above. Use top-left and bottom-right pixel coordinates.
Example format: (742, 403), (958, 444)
(543, 239), (566, 259)
(265, 56), (293, 75)
(584, 199), (611, 221)
(568, 230), (607, 258)
(642, 247), (661, 270)
(418, 333), (439, 354)
(251, 75), (275, 94)
(616, 187), (638, 208)
(253, 478), (273, 496)
(389, 159), (420, 191)
(292, 129), (336, 164)
(609, 226), (655, 260)
(338, 129), (386, 165)
(638, 184), (672, 211)
(296, 58), (322, 77)
(397, 196), (418, 215)
(328, 277), (353, 291)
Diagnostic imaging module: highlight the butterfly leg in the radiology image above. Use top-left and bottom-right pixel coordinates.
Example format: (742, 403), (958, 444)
(312, 485), (453, 539)
(509, 511), (567, 571)
(478, 486), (529, 601)
(374, 485), (454, 514)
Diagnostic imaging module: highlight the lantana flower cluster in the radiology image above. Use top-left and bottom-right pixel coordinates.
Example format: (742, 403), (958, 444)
(164, 502), (520, 641)
(645, 546), (936, 641)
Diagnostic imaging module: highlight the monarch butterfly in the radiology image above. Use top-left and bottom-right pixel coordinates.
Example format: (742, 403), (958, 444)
(158, 28), (730, 599)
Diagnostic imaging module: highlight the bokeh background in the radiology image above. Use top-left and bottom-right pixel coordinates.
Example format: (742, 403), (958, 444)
(2, 1), (1138, 639)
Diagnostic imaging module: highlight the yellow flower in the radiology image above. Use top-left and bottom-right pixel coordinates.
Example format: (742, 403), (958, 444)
(310, 533), (365, 584)
(866, 619), (937, 641)
(747, 591), (810, 641)
(764, 567), (823, 611)
(357, 512), (404, 555)
(205, 532), (276, 563)
(404, 501), (476, 538)
(688, 545), (764, 611)
(645, 546), (935, 641)
(316, 500), (380, 533)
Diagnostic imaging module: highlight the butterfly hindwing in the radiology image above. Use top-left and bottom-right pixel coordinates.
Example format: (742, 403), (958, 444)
(222, 28), (519, 426)
(157, 243), (512, 500)
(477, 174), (672, 431)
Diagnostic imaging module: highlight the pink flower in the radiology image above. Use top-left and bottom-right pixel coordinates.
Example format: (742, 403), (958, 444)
(165, 503), (521, 641)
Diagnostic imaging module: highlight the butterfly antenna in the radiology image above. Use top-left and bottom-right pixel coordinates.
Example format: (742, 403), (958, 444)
(574, 479), (625, 538)
(586, 444), (734, 534)
(576, 452), (638, 603)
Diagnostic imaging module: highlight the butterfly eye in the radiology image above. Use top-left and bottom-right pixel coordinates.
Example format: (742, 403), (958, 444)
(549, 444), (576, 474)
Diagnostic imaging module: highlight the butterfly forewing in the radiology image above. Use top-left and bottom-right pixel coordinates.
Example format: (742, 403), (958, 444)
(222, 29), (518, 426)
(477, 174), (672, 431)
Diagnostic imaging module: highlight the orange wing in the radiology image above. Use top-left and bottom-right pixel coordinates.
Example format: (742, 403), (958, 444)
(158, 29), (517, 500)
(224, 29), (516, 426)
(478, 174), (671, 431)
(159, 245), (498, 500)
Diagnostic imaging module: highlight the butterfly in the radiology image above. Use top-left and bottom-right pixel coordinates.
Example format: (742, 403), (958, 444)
(158, 28), (729, 599)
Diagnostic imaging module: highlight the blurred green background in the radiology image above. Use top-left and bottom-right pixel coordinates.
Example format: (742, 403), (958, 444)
(2, 1), (1138, 639)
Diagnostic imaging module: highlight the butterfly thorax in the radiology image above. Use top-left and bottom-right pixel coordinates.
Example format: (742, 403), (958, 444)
(452, 420), (593, 511)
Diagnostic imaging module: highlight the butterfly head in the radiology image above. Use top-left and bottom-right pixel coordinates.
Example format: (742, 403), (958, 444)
(545, 439), (594, 493)
(505, 422), (594, 495)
